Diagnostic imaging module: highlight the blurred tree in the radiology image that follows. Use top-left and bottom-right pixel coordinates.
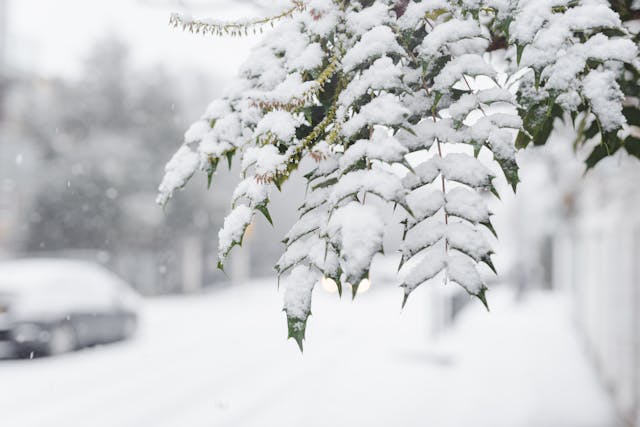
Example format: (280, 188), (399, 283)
(11, 37), (232, 293)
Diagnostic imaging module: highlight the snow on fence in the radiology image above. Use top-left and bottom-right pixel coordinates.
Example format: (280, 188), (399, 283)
(553, 157), (640, 427)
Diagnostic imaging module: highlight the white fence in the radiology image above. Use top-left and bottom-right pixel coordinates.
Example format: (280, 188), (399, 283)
(553, 159), (640, 427)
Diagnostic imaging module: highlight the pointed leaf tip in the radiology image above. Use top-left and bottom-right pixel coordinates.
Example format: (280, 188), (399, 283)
(516, 43), (525, 66)
(257, 204), (273, 226)
(292, 335), (304, 352)
(476, 288), (490, 312)
(401, 291), (409, 309)
(286, 315), (309, 353)
(351, 283), (359, 300)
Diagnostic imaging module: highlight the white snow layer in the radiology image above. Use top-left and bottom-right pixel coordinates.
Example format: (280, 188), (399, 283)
(217, 205), (253, 259)
(156, 144), (200, 205)
(341, 25), (404, 71)
(327, 201), (385, 283)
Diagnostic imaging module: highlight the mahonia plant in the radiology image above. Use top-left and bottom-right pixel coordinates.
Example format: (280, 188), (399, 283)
(158, 0), (639, 350)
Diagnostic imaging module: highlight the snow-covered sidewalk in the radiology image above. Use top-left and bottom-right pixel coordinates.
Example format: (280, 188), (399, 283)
(0, 282), (615, 427)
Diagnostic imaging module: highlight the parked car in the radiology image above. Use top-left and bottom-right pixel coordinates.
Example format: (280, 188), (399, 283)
(0, 258), (140, 358)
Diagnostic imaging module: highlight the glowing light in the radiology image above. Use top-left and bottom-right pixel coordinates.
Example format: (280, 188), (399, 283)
(321, 276), (338, 293)
(243, 222), (255, 240)
(357, 278), (371, 294)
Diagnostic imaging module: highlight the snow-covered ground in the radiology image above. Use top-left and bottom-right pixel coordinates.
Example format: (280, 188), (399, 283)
(0, 282), (615, 427)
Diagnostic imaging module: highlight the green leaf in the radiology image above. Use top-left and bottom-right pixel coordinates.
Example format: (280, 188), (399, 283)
(623, 106), (640, 127)
(287, 314), (309, 352)
(534, 68), (542, 90)
(516, 43), (525, 66)
(312, 177), (339, 190)
(207, 158), (219, 189)
(585, 131), (623, 170)
(481, 219), (498, 238)
(432, 92), (443, 114)
(225, 151), (234, 169)
(472, 142), (482, 158)
(401, 291), (410, 309)
(518, 99), (559, 149)
(494, 156), (519, 192)
(351, 282), (359, 300)
(584, 120), (600, 140)
(533, 116), (554, 146)
(490, 182), (501, 200)
(401, 159), (415, 174)
(475, 287), (490, 311)
(332, 274), (343, 298)
(515, 130), (531, 149)
(256, 203), (273, 225)
(482, 254), (497, 275)
(624, 136), (640, 159)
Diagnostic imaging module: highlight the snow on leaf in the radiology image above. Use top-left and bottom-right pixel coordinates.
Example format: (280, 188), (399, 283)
(249, 72), (318, 107)
(232, 178), (270, 208)
(341, 25), (404, 72)
(276, 237), (319, 275)
(582, 69), (626, 132)
(330, 168), (407, 206)
(254, 110), (303, 142)
(203, 99), (232, 121)
(420, 18), (484, 57)
(440, 153), (494, 189)
(396, 119), (455, 151)
(287, 42), (325, 72)
(401, 247), (447, 305)
(300, 0), (339, 37)
(339, 128), (408, 172)
(446, 252), (484, 295)
(433, 54), (495, 91)
(242, 145), (289, 176)
(283, 265), (321, 351)
(401, 219), (446, 260)
(446, 222), (493, 264)
(406, 189), (444, 226)
(397, 0), (447, 30)
(445, 187), (490, 225)
(448, 93), (478, 125)
(184, 120), (210, 143)
(345, 2), (390, 36)
(217, 205), (254, 265)
(158, 0), (640, 345)
(477, 87), (516, 105)
(299, 186), (331, 217)
(402, 158), (441, 190)
(156, 144), (200, 206)
(282, 211), (323, 245)
(338, 56), (402, 107)
(341, 93), (409, 137)
(326, 202), (384, 285)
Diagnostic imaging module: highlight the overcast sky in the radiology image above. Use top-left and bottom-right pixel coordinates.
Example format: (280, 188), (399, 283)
(6, 0), (291, 80)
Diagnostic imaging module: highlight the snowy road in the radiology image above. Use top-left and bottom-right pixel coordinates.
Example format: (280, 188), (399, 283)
(0, 282), (615, 427)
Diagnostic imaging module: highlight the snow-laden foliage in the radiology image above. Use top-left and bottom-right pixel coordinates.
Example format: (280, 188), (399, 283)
(158, 0), (639, 349)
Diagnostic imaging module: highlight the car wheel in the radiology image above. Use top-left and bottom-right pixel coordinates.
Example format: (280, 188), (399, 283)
(46, 324), (76, 356)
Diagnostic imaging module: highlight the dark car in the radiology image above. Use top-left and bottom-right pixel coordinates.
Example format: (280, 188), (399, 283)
(0, 259), (140, 358)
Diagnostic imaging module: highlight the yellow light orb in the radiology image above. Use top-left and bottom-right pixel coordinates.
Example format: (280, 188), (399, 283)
(357, 278), (371, 294)
(321, 276), (338, 293)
